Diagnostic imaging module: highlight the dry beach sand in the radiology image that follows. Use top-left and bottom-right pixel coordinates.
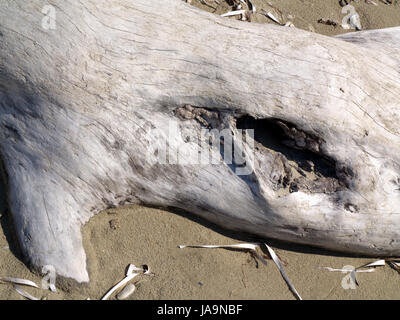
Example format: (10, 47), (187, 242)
(1, 0), (400, 300)
(2, 205), (400, 300)
(189, 0), (400, 36)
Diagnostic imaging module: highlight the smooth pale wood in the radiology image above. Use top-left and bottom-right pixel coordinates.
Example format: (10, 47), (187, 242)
(0, 0), (399, 282)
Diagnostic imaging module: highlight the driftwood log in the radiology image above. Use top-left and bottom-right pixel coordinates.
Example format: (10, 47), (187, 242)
(0, 0), (400, 283)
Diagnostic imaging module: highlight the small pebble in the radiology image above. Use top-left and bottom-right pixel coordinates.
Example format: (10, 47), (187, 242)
(109, 219), (120, 230)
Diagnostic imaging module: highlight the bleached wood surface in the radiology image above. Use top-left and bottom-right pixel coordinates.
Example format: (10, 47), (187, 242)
(0, 0), (399, 282)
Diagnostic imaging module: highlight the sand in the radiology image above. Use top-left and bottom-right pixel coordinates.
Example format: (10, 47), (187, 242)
(189, 0), (400, 36)
(1, 0), (400, 300)
(1, 205), (400, 300)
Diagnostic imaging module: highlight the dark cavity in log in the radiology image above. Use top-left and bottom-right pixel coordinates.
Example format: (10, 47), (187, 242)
(236, 115), (346, 194)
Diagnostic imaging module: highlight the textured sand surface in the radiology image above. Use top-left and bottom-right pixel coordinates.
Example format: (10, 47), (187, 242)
(189, 0), (400, 36)
(1, 206), (400, 300)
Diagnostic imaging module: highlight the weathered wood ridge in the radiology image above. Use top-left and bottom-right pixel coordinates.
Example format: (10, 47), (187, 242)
(0, 0), (399, 282)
